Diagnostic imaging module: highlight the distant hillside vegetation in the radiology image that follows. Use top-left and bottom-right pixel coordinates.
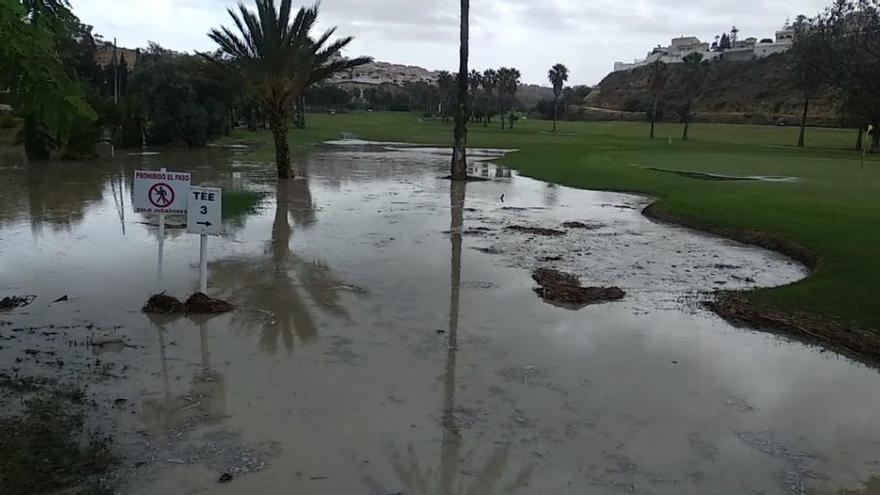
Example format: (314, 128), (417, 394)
(584, 53), (849, 127)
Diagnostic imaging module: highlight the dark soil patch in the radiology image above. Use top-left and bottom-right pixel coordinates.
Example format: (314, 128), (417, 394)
(562, 221), (604, 230)
(0, 296), (35, 312)
(463, 227), (494, 236)
(507, 225), (567, 237)
(185, 293), (235, 315)
(708, 292), (880, 364)
(532, 268), (625, 308)
(143, 293), (234, 315)
(0, 381), (115, 495)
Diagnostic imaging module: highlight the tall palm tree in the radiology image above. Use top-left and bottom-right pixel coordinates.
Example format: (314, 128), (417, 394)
(482, 69), (498, 126)
(647, 60), (669, 139)
(468, 69), (482, 123)
(207, 1), (371, 178)
(451, 0), (469, 180)
(547, 63), (569, 132)
(496, 67), (521, 130)
(680, 52), (707, 141)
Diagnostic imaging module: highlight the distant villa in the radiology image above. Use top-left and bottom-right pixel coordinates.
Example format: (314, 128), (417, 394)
(612, 25), (795, 72)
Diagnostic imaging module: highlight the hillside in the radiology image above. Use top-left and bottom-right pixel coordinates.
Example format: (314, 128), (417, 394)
(584, 53), (846, 126)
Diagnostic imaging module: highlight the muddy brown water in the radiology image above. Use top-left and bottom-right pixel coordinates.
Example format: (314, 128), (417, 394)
(0, 141), (878, 494)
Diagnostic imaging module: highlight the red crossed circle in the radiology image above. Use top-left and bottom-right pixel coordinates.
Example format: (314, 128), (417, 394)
(148, 183), (174, 208)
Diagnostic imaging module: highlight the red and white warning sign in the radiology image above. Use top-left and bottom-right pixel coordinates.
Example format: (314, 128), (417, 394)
(133, 170), (191, 214)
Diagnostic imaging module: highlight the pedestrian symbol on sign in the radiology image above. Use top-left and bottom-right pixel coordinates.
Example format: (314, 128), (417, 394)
(149, 183), (175, 208)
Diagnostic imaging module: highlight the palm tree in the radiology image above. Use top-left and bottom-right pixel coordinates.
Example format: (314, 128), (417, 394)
(547, 63), (569, 132)
(680, 53), (707, 141)
(482, 69), (498, 125)
(496, 67), (521, 130)
(451, 0), (469, 180)
(468, 69), (482, 123)
(647, 60), (669, 139)
(207, 1), (371, 179)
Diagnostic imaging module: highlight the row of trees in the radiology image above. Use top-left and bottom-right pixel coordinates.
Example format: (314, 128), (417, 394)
(791, 0), (880, 150)
(435, 67), (523, 129)
(642, 1), (880, 149)
(645, 53), (709, 141)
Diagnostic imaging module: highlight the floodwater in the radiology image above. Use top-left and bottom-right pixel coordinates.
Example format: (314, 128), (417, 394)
(1, 141), (879, 495)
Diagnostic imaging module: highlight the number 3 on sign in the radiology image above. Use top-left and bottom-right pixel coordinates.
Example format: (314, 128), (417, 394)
(187, 186), (223, 237)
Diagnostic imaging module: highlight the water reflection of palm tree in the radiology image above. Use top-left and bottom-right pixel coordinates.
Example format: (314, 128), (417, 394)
(211, 178), (349, 353)
(385, 181), (532, 494)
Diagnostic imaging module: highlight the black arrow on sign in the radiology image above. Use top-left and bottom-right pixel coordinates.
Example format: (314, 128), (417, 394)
(197, 221), (212, 227)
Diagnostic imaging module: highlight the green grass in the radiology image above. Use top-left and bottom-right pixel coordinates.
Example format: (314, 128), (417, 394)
(225, 112), (880, 328)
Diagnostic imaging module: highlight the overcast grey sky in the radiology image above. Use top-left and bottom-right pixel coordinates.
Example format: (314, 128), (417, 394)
(75, 0), (832, 85)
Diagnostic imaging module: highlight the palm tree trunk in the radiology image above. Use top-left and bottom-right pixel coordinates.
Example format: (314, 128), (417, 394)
(798, 96), (809, 147)
(270, 117), (293, 179)
(450, 0), (469, 180)
(553, 97), (558, 132)
(500, 102), (506, 130)
(296, 95), (306, 130)
(650, 96), (658, 139)
(682, 99), (692, 141)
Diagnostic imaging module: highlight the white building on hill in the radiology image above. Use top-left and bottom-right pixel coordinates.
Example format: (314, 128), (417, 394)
(612, 26), (795, 72)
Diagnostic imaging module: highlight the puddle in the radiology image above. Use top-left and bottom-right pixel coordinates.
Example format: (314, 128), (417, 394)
(0, 141), (878, 494)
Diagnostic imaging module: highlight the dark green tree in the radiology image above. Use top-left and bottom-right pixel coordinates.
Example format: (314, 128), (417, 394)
(496, 67), (521, 130)
(798, 0), (880, 151)
(1, 0), (96, 159)
(647, 60), (669, 139)
(679, 52), (707, 141)
(482, 68), (498, 125)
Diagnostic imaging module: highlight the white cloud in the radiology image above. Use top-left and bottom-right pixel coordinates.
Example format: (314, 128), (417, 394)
(71, 0), (833, 85)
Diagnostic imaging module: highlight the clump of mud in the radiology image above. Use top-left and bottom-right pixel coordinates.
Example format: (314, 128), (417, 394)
(185, 293), (234, 314)
(143, 293), (234, 315)
(0, 295), (35, 312)
(532, 268), (625, 308)
(143, 294), (186, 314)
(507, 225), (566, 237)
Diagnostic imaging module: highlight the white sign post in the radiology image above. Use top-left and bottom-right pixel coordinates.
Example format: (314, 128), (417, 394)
(187, 186), (222, 293)
(133, 170), (191, 284)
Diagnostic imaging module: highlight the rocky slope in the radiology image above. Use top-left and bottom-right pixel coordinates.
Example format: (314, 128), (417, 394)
(584, 53), (847, 126)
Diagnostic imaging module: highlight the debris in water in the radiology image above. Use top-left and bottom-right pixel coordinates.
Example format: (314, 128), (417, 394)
(507, 225), (566, 236)
(0, 295), (35, 312)
(143, 294), (186, 314)
(218, 472), (233, 483)
(531, 268), (625, 308)
(184, 293), (234, 314)
(89, 336), (125, 347)
(562, 221), (603, 230)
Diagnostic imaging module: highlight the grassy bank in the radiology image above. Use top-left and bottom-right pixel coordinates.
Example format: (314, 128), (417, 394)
(226, 112), (880, 331)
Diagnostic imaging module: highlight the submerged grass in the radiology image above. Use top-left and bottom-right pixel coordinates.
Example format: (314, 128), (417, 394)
(222, 112), (880, 330)
(0, 379), (115, 495)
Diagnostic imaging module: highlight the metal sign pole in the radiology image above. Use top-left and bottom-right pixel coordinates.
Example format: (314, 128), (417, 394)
(157, 167), (166, 283)
(199, 234), (208, 294)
